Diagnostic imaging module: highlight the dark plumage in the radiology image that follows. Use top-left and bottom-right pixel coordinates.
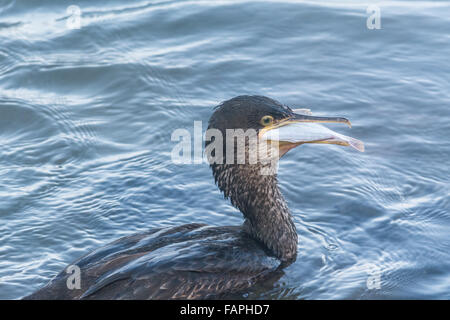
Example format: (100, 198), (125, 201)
(26, 224), (281, 299)
(25, 95), (358, 299)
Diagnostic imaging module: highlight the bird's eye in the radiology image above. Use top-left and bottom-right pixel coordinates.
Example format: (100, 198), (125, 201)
(260, 115), (274, 126)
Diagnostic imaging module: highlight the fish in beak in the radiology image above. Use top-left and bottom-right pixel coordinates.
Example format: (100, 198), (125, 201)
(259, 110), (364, 157)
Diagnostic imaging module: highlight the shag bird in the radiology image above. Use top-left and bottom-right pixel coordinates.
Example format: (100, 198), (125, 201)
(25, 95), (363, 299)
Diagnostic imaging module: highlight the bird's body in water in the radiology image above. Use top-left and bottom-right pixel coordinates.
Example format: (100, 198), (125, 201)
(26, 95), (363, 300)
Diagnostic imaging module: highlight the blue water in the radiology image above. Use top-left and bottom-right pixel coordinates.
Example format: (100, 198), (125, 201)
(0, 0), (449, 299)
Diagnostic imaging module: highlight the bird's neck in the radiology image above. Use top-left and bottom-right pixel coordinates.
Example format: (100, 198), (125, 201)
(212, 163), (298, 263)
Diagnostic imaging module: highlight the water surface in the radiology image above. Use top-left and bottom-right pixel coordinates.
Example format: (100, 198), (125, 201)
(0, 0), (449, 299)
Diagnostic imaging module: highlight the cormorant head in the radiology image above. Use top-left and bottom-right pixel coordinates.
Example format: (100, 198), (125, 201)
(206, 95), (363, 168)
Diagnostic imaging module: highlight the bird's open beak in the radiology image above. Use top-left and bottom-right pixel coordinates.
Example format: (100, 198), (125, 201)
(259, 111), (364, 156)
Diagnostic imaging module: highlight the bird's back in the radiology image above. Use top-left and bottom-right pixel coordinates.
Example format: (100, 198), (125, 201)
(25, 223), (281, 299)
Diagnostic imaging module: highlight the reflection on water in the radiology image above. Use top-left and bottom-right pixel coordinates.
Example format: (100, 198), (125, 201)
(0, 0), (449, 299)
